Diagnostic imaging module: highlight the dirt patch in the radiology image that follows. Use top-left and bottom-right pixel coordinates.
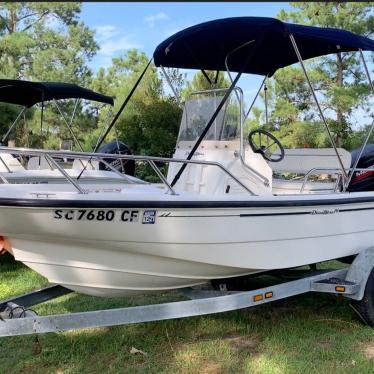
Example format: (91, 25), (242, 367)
(268, 303), (303, 317)
(222, 333), (261, 353)
(201, 362), (222, 374)
(360, 342), (374, 360)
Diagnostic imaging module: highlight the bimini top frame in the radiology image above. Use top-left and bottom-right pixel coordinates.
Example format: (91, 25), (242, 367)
(0, 80), (114, 152)
(154, 17), (374, 189)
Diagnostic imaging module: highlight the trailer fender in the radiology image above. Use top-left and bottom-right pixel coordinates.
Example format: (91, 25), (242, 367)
(345, 246), (374, 300)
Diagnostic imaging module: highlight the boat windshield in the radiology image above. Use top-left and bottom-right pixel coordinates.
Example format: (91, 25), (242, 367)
(177, 90), (240, 146)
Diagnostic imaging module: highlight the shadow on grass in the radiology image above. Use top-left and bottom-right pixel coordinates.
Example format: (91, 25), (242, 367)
(0, 253), (19, 266)
(1, 261), (373, 373)
(1, 290), (373, 374)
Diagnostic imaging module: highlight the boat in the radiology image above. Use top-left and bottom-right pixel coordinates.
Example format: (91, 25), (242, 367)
(1, 17), (374, 297)
(0, 80), (140, 185)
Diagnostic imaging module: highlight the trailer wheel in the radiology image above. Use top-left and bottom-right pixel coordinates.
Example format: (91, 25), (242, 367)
(351, 268), (374, 326)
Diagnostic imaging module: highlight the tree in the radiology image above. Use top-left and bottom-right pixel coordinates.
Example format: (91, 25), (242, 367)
(257, 2), (374, 149)
(117, 99), (182, 156)
(90, 50), (183, 180)
(162, 68), (186, 99)
(0, 2), (97, 82)
(0, 2), (99, 148)
(182, 70), (229, 99)
(90, 49), (165, 149)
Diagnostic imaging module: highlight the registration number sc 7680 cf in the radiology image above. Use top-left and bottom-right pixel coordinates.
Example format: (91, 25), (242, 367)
(53, 209), (156, 224)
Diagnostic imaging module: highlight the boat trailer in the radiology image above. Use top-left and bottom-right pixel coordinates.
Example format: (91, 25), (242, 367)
(1, 247), (374, 337)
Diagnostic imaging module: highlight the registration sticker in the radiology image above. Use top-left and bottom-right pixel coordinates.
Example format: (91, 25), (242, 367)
(142, 210), (156, 224)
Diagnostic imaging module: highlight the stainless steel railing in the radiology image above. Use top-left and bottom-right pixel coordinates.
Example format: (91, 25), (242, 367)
(0, 146), (255, 195)
(3, 146), (372, 196)
(300, 167), (374, 193)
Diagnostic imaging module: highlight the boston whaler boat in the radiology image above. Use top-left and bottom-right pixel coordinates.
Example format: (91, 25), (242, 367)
(0, 79), (139, 185)
(1, 17), (374, 298)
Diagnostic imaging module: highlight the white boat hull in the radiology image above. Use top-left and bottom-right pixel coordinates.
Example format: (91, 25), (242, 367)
(1, 188), (373, 296)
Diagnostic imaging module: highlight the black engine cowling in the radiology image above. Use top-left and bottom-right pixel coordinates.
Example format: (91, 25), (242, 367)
(97, 139), (135, 176)
(348, 144), (374, 192)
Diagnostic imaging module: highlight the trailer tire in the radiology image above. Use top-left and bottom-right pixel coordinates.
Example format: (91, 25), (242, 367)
(351, 268), (374, 326)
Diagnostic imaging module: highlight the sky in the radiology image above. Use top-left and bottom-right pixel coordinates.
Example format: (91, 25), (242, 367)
(81, 2), (290, 71)
(80, 2), (372, 127)
(81, 2), (291, 105)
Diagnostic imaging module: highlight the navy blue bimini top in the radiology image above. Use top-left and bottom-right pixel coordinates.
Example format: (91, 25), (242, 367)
(153, 17), (374, 76)
(0, 80), (114, 107)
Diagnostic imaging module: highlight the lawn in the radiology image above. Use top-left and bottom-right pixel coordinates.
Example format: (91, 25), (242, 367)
(1, 257), (374, 374)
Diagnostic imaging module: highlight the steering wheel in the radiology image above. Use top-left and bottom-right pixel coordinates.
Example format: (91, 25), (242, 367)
(248, 129), (285, 162)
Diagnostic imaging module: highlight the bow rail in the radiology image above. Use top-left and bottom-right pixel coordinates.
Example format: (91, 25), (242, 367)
(0, 146), (255, 196)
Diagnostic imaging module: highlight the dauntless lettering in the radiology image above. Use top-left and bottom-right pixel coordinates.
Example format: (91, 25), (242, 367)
(310, 208), (339, 215)
(53, 209), (156, 224)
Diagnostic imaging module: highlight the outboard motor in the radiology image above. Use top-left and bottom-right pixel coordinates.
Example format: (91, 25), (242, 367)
(98, 139), (135, 176)
(348, 144), (374, 192)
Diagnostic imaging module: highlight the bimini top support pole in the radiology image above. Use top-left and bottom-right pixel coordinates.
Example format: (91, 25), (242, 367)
(1, 106), (27, 144)
(201, 69), (212, 85)
(53, 100), (85, 153)
(40, 98), (44, 150)
(224, 40), (255, 120)
(94, 58), (153, 154)
(243, 76), (266, 123)
(360, 48), (374, 93)
(345, 49), (374, 189)
(160, 65), (182, 108)
(69, 99), (79, 129)
(264, 80), (268, 127)
(77, 58), (153, 181)
(289, 34), (348, 184)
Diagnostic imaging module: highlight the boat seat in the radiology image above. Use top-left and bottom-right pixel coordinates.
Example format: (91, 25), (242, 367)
(27, 156), (53, 170)
(72, 159), (99, 170)
(272, 148), (351, 174)
(0, 153), (25, 171)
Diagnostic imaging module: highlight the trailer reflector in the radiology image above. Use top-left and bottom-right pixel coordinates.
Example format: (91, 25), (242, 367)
(253, 294), (263, 302)
(265, 292), (273, 299)
(335, 286), (346, 293)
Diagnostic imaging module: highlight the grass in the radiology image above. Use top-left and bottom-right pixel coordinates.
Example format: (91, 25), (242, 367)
(1, 257), (374, 374)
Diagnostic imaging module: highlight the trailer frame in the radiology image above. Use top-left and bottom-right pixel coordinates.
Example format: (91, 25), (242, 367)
(1, 247), (374, 337)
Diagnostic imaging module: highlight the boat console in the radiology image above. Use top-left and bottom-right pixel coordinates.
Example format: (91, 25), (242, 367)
(166, 87), (354, 196)
(167, 89), (273, 195)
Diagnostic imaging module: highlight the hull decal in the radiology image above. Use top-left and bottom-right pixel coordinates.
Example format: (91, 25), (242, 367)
(160, 206), (374, 218)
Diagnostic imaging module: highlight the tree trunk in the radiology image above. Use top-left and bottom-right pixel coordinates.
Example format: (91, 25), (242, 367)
(9, 9), (16, 33)
(335, 52), (343, 147)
